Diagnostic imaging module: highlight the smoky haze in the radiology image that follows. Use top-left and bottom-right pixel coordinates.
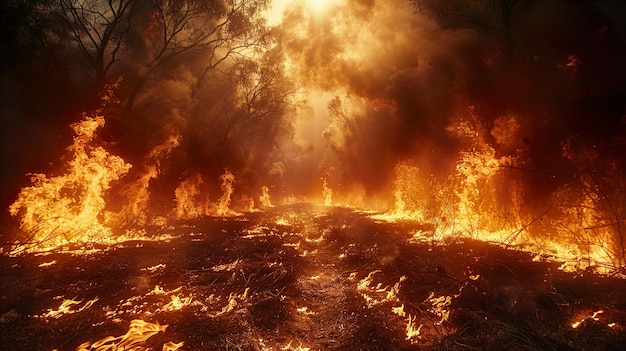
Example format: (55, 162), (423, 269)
(276, 0), (626, 210)
(1, 0), (625, 237)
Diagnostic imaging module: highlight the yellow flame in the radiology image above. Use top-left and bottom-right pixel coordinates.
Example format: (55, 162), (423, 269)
(366, 107), (624, 275)
(40, 297), (98, 319)
(571, 309), (604, 329)
(9, 115), (131, 251)
(322, 176), (333, 206)
(392, 304), (406, 317)
(405, 315), (423, 342)
(297, 306), (316, 315)
(427, 292), (455, 325)
(38, 260), (57, 267)
(107, 135), (180, 227)
(281, 341), (311, 351)
(209, 288), (250, 317)
(75, 319), (181, 351)
(217, 169), (240, 216)
(260, 185), (273, 208)
(172, 173), (210, 219)
(356, 270), (406, 307)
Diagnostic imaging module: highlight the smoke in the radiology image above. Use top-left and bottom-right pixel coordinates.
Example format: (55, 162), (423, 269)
(277, 0), (484, 197)
(276, 0), (626, 209)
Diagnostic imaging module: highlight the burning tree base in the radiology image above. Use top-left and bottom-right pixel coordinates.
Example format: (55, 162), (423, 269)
(1, 204), (625, 350)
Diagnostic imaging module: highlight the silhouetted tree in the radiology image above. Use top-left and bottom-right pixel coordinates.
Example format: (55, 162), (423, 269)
(123, 0), (270, 111)
(55, 0), (136, 88)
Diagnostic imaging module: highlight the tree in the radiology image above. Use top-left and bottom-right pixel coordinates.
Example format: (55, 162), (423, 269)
(225, 51), (297, 147)
(123, 0), (270, 111)
(55, 0), (136, 88)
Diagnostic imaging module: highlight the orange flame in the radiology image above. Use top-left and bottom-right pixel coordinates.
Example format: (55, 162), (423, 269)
(74, 319), (182, 351)
(322, 176), (333, 206)
(259, 185), (273, 208)
(172, 173), (212, 219)
(362, 106), (625, 273)
(9, 115), (131, 251)
(216, 169), (239, 216)
(107, 135), (180, 228)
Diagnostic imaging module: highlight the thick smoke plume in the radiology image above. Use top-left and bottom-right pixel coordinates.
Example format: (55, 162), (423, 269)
(276, 0), (626, 207)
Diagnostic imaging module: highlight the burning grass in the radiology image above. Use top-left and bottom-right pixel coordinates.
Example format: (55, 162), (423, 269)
(1, 204), (625, 350)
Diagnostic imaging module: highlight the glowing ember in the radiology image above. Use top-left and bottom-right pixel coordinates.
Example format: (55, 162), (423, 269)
(209, 288), (250, 318)
(297, 306), (316, 315)
(392, 304), (406, 317)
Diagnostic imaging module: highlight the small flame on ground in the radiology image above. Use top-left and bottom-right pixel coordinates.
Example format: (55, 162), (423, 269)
(142, 263), (167, 273)
(296, 306), (317, 315)
(427, 292), (455, 325)
(38, 260), (57, 268)
(571, 309), (605, 329)
(209, 288), (250, 317)
(281, 341), (311, 351)
(392, 304), (406, 317)
(74, 319), (182, 351)
(260, 185), (273, 208)
(217, 169), (237, 216)
(322, 176), (333, 206)
(39, 297), (99, 319)
(405, 315), (423, 342)
(356, 270), (405, 307)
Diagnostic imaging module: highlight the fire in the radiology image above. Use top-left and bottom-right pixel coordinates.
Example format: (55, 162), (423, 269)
(217, 169), (239, 216)
(39, 297), (99, 319)
(260, 185), (273, 208)
(427, 292), (455, 325)
(171, 169), (253, 219)
(356, 271), (406, 307)
(322, 175), (333, 206)
(74, 319), (182, 351)
(364, 106), (625, 274)
(172, 173), (209, 219)
(8, 114), (131, 252)
(38, 260), (57, 267)
(405, 315), (423, 342)
(568, 307), (620, 331)
(107, 134), (180, 228)
(281, 340), (310, 351)
(209, 288), (250, 317)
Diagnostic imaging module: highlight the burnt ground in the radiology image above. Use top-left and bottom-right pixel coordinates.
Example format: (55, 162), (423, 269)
(1, 203), (625, 350)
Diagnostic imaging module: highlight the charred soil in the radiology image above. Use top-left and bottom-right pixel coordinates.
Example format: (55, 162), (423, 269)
(1, 204), (625, 350)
